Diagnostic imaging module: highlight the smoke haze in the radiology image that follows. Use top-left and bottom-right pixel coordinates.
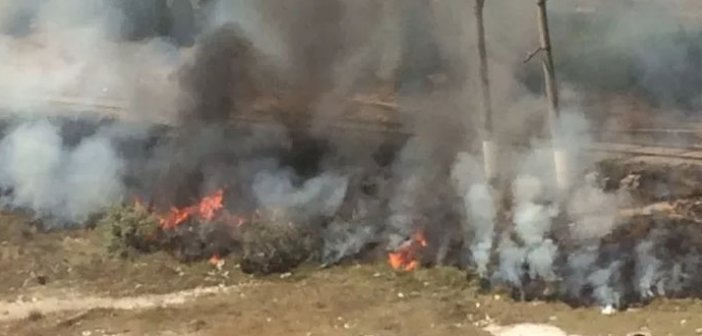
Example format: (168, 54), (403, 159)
(0, 120), (123, 226)
(0, 0), (701, 310)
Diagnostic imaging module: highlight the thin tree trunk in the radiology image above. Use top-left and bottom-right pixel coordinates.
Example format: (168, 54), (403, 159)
(474, 0), (497, 184)
(536, 0), (559, 126)
(536, 0), (569, 190)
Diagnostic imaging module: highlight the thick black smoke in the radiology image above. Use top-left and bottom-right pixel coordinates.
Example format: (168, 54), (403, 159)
(177, 23), (261, 124)
(3, 0), (702, 313)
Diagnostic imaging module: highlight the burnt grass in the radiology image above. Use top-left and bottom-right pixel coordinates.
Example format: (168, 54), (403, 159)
(100, 173), (701, 310)
(90, 155), (702, 307)
(0, 208), (474, 301)
(597, 158), (702, 203)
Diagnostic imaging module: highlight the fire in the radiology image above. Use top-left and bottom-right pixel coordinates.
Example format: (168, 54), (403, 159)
(209, 253), (222, 265)
(198, 189), (224, 221)
(209, 253), (225, 270)
(388, 231), (428, 272)
(158, 189), (224, 230)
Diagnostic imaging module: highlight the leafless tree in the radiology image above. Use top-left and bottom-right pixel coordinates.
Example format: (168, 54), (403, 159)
(536, 0), (569, 190)
(474, 0), (497, 184)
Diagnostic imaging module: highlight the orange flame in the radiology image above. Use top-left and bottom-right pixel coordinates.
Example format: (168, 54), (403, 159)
(209, 253), (222, 266)
(388, 231), (427, 272)
(158, 189), (224, 230)
(198, 189), (224, 221)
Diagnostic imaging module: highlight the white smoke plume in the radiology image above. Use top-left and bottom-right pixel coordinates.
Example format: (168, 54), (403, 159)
(494, 235), (526, 287)
(508, 175), (559, 282)
(321, 222), (377, 267)
(451, 152), (495, 277)
(253, 169), (349, 218)
(0, 121), (64, 215)
(588, 260), (623, 309)
(0, 0), (182, 123)
(566, 172), (620, 241)
(635, 237), (663, 300)
(0, 120), (124, 227)
(561, 245), (598, 300)
(467, 183), (497, 277)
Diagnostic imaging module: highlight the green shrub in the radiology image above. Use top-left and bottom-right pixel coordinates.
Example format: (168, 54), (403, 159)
(98, 203), (162, 258)
(240, 210), (320, 275)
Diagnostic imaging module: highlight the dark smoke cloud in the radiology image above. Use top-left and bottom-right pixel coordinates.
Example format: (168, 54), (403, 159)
(177, 23), (261, 124)
(3, 0), (702, 313)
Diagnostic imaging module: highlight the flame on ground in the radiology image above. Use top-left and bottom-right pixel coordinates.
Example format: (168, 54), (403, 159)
(388, 231), (428, 272)
(136, 189), (245, 266)
(209, 252), (223, 265)
(158, 189), (224, 229)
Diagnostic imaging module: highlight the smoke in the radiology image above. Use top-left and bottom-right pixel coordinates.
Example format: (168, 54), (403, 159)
(466, 184), (496, 277)
(635, 236), (662, 300)
(499, 176), (559, 284)
(0, 120), (124, 227)
(561, 245), (597, 301)
(566, 172), (620, 241)
(494, 235), (527, 287)
(1, 0), (702, 311)
(176, 22), (261, 125)
(320, 171), (390, 266)
(168, 1), (702, 313)
(588, 260), (623, 309)
(252, 169), (349, 218)
(451, 152), (495, 276)
(321, 221), (377, 267)
(0, 0), (183, 122)
(533, 1), (702, 115)
(385, 136), (451, 251)
(0, 121), (64, 216)
(63, 134), (124, 221)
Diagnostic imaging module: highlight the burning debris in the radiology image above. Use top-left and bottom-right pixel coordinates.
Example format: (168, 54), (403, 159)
(157, 189), (224, 230)
(388, 231), (428, 272)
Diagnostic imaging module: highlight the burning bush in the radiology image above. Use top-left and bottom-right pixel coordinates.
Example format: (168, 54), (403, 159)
(240, 210), (320, 275)
(98, 203), (162, 258)
(388, 231), (428, 272)
(145, 189), (241, 262)
(98, 190), (239, 262)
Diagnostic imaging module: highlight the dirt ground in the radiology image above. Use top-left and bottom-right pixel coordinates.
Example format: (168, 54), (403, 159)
(1, 209), (702, 336)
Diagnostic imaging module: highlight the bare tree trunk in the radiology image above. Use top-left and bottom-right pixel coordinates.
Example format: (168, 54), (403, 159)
(536, 0), (569, 190)
(474, 0), (497, 184)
